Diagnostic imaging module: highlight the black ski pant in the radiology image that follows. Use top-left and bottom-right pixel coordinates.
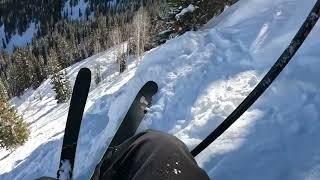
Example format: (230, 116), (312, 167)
(92, 129), (210, 180)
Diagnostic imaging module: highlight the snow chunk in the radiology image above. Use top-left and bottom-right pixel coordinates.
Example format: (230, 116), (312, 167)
(58, 160), (72, 180)
(176, 4), (197, 20)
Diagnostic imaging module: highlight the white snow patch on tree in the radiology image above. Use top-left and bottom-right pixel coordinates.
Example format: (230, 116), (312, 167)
(175, 4), (197, 20)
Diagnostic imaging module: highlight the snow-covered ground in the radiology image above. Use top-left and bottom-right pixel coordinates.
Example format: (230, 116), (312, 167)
(1, 0), (320, 179)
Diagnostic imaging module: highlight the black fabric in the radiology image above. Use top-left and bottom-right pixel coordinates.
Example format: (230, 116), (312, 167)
(92, 130), (210, 180)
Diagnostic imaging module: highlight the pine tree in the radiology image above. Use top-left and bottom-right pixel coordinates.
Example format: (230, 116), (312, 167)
(0, 80), (8, 100)
(48, 49), (71, 103)
(10, 48), (33, 96)
(94, 65), (102, 86)
(51, 70), (71, 103)
(0, 80), (29, 150)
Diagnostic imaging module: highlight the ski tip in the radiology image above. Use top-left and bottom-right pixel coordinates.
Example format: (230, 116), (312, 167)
(76, 68), (92, 83)
(79, 68), (92, 76)
(144, 81), (158, 93)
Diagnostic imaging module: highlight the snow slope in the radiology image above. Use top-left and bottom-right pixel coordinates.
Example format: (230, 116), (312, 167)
(1, 0), (320, 179)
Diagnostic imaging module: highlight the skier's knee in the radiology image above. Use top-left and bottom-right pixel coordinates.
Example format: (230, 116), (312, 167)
(137, 129), (188, 151)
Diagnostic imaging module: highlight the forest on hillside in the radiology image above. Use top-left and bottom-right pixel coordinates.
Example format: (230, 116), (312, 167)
(0, 0), (236, 99)
(0, 0), (238, 153)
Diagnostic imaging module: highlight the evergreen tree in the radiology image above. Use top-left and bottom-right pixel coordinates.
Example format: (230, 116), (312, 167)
(51, 70), (71, 103)
(31, 54), (47, 89)
(94, 65), (102, 86)
(0, 80), (8, 100)
(48, 49), (71, 103)
(10, 48), (33, 96)
(0, 80), (29, 150)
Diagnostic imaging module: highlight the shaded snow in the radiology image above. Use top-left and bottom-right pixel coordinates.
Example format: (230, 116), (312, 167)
(1, 0), (320, 179)
(0, 22), (38, 53)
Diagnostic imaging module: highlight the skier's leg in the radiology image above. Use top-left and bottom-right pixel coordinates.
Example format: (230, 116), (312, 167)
(93, 129), (210, 180)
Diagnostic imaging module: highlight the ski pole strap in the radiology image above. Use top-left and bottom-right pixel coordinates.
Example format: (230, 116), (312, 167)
(191, 1), (320, 157)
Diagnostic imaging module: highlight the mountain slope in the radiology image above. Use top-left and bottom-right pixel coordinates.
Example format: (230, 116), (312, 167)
(1, 0), (320, 179)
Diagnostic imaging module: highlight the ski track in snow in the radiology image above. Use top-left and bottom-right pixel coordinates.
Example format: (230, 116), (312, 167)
(1, 0), (320, 179)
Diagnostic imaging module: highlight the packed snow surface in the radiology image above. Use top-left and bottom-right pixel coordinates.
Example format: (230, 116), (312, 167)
(1, 0), (320, 179)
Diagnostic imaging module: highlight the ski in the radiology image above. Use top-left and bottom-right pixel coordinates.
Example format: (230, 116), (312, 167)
(91, 81), (158, 179)
(57, 68), (91, 180)
(109, 81), (158, 147)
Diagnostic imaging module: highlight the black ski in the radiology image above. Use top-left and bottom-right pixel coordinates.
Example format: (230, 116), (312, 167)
(57, 68), (91, 179)
(109, 81), (158, 147)
(91, 81), (158, 179)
